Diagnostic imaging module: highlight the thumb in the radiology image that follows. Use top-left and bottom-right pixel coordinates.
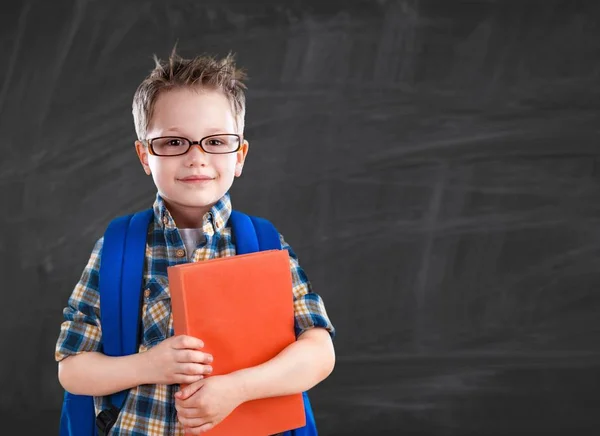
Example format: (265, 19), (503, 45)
(176, 379), (205, 400)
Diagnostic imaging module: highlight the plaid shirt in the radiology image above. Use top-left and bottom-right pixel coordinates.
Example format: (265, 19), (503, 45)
(55, 192), (335, 435)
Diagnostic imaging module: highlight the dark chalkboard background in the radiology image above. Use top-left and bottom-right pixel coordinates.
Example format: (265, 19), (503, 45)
(2, 0), (600, 434)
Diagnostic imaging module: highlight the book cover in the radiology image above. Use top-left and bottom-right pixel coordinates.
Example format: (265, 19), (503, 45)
(167, 249), (306, 436)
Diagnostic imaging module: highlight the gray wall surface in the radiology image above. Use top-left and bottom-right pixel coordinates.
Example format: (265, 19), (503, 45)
(1, 0), (600, 434)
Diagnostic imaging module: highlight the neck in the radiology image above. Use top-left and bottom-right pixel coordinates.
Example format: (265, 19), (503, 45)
(163, 199), (212, 229)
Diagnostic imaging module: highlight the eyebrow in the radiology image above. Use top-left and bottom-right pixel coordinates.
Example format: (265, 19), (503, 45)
(162, 127), (233, 136)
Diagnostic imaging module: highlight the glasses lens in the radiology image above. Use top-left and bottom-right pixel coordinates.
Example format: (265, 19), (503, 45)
(151, 137), (189, 156)
(202, 135), (240, 154)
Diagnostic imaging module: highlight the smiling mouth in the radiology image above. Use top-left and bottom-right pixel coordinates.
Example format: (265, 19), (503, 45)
(179, 177), (213, 182)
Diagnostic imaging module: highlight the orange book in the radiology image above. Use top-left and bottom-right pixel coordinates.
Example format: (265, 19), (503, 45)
(167, 249), (306, 436)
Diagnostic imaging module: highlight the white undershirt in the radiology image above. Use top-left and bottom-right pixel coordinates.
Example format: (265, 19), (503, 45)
(178, 228), (205, 261)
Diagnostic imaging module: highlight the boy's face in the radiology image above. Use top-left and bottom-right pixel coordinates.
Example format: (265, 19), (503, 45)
(135, 87), (248, 220)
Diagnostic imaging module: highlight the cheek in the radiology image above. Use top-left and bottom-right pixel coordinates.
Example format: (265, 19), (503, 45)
(214, 157), (238, 177)
(148, 158), (177, 181)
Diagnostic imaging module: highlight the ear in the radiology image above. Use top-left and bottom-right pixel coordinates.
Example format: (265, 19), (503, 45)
(135, 140), (152, 175)
(235, 139), (249, 177)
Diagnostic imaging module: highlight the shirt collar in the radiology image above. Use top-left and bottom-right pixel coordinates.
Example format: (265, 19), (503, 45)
(152, 192), (232, 231)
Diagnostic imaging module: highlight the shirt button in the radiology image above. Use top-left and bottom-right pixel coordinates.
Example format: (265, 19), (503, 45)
(144, 289), (150, 298)
(163, 216), (169, 226)
(176, 249), (186, 258)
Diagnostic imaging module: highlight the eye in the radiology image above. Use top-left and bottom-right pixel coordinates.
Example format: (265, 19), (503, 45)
(167, 138), (184, 146)
(206, 139), (224, 146)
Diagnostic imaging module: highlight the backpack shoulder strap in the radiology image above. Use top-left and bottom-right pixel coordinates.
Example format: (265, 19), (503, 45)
(99, 214), (131, 358)
(120, 209), (154, 357)
(229, 210), (259, 254)
(248, 215), (282, 251)
(99, 208), (153, 411)
(229, 210), (281, 254)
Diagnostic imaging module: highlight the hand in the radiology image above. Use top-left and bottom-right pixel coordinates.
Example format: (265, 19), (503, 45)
(174, 375), (243, 434)
(144, 335), (213, 385)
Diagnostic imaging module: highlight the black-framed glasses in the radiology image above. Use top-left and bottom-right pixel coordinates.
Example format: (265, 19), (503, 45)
(145, 134), (242, 156)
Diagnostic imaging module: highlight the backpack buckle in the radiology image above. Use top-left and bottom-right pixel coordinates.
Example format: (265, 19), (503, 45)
(96, 404), (120, 436)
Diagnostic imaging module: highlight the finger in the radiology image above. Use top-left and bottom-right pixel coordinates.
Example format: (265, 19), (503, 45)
(178, 415), (207, 428)
(173, 335), (204, 350)
(184, 422), (214, 435)
(177, 350), (213, 364)
(175, 404), (202, 419)
(175, 386), (197, 402)
(178, 363), (213, 376)
(176, 379), (205, 400)
(176, 374), (204, 385)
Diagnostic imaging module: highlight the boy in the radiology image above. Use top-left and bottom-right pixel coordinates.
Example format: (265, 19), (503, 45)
(55, 49), (336, 435)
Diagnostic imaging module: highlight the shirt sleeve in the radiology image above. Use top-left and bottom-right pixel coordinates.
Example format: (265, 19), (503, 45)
(280, 234), (336, 339)
(54, 237), (104, 362)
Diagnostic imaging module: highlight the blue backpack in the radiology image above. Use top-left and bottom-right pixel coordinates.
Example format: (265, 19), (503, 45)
(59, 208), (317, 436)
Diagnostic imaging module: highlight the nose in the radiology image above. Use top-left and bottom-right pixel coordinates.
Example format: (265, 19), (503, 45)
(185, 143), (208, 165)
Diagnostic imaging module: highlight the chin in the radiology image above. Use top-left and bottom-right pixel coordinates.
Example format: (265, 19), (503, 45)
(174, 191), (222, 207)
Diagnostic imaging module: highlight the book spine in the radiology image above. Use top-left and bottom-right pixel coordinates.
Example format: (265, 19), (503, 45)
(167, 268), (194, 395)
(167, 268), (189, 336)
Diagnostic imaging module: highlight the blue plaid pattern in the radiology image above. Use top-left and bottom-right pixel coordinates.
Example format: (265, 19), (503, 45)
(55, 192), (335, 435)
